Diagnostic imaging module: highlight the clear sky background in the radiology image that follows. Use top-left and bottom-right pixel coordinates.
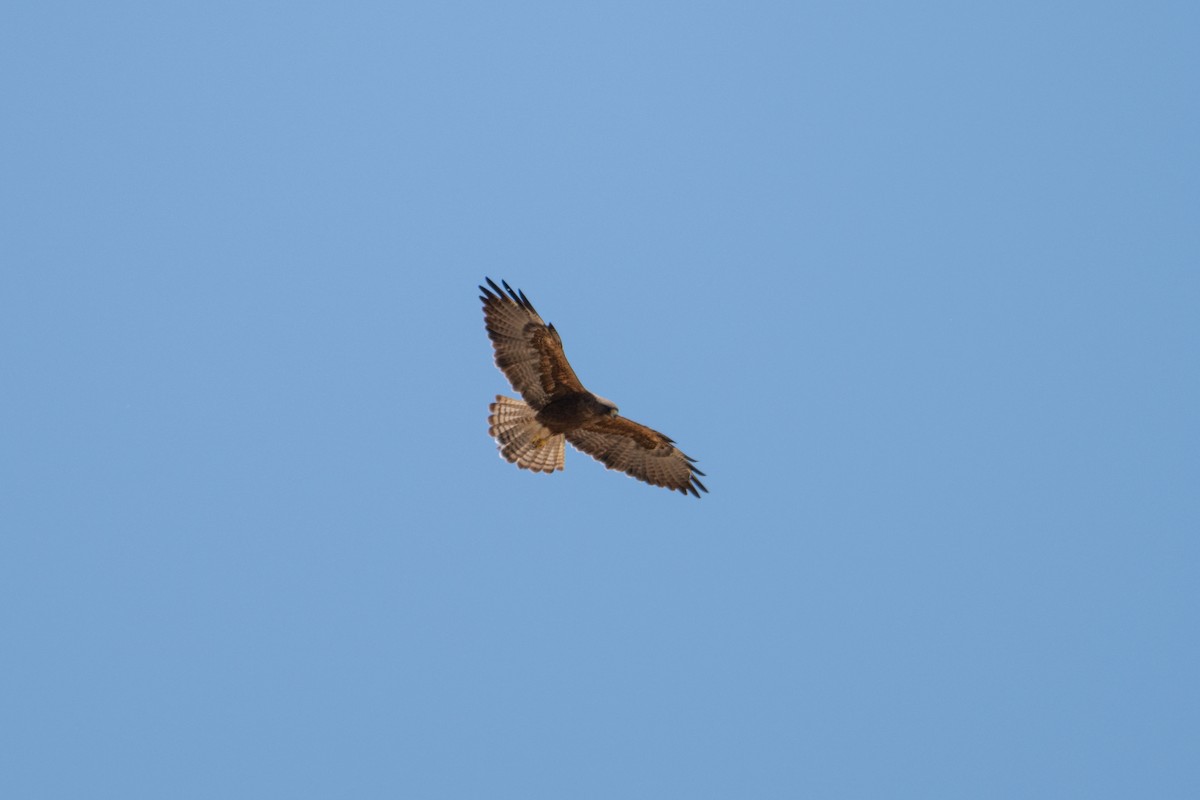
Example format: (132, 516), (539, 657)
(3, 2), (1197, 798)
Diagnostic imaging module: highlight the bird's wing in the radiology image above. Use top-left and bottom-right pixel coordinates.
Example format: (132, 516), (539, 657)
(480, 278), (585, 409)
(565, 414), (707, 498)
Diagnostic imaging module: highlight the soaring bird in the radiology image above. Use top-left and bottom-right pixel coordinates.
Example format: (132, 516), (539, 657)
(480, 278), (707, 498)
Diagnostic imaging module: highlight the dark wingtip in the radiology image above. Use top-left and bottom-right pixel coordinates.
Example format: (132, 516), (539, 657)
(482, 277), (504, 301)
(483, 278), (540, 315)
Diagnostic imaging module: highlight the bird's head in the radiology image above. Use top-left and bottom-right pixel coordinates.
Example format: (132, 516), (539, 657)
(594, 394), (619, 417)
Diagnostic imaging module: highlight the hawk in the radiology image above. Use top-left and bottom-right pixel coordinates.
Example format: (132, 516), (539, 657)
(480, 278), (708, 498)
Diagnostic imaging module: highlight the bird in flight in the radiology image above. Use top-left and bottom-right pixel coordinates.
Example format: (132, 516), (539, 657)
(480, 278), (707, 498)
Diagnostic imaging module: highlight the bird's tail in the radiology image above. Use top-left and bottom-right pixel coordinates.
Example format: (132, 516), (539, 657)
(488, 395), (565, 473)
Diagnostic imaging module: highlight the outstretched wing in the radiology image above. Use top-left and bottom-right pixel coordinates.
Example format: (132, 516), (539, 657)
(565, 415), (708, 498)
(480, 278), (586, 409)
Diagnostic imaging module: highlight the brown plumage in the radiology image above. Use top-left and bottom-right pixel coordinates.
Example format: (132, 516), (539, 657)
(480, 278), (707, 498)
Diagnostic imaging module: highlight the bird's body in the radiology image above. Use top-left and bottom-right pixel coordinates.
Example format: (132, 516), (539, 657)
(479, 278), (707, 497)
(535, 393), (615, 434)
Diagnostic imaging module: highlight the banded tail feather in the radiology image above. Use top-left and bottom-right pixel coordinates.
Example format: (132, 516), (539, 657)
(487, 395), (565, 473)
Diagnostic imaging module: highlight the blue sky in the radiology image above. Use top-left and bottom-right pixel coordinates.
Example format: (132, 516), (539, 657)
(3, 2), (1197, 797)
